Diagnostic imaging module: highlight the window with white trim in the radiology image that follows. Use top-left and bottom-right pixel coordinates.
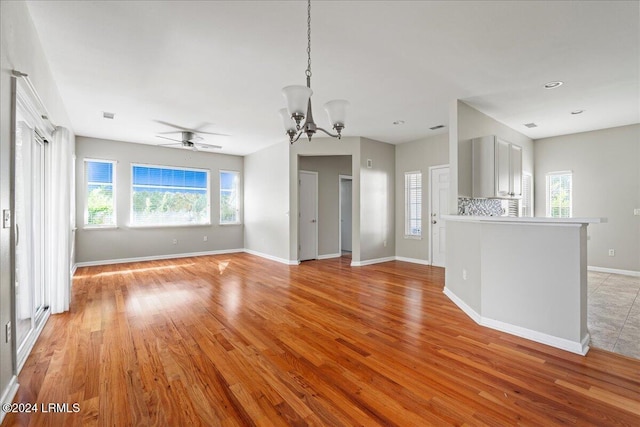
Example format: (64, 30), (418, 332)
(131, 164), (210, 226)
(84, 159), (116, 227)
(521, 172), (533, 217)
(404, 171), (422, 237)
(220, 170), (240, 224)
(546, 171), (572, 218)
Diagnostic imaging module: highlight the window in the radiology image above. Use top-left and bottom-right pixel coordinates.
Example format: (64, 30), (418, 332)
(84, 159), (116, 227)
(404, 171), (422, 237)
(131, 164), (209, 226)
(521, 172), (533, 217)
(220, 171), (240, 224)
(546, 171), (572, 218)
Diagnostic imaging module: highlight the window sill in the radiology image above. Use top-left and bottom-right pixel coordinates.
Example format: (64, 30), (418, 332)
(83, 225), (118, 230)
(404, 235), (422, 240)
(128, 223), (212, 229)
(219, 222), (242, 226)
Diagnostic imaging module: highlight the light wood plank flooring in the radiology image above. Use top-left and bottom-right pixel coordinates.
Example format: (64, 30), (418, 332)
(3, 253), (639, 426)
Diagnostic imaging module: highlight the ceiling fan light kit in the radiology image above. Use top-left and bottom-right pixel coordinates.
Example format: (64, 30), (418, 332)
(280, 0), (349, 144)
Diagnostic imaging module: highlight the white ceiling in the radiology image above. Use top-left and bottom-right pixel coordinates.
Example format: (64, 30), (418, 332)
(26, 0), (639, 156)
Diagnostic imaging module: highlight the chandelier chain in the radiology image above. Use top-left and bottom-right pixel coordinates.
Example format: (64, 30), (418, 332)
(306, 0), (312, 78)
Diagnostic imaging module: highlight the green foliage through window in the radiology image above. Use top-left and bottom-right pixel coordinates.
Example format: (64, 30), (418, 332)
(85, 160), (115, 226)
(220, 171), (239, 224)
(547, 173), (572, 218)
(131, 165), (210, 226)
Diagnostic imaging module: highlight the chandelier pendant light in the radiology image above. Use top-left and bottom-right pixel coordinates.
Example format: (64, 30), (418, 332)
(280, 0), (349, 144)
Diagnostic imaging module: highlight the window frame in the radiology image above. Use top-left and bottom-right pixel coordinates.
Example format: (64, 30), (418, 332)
(83, 158), (117, 229)
(404, 171), (422, 239)
(545, 171), (573, 218)
(219, 170), (241, 225)
(130, 163), (211, 228)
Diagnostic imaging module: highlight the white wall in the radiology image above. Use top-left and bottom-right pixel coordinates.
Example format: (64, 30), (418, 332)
(0, 0), (74, 413)
(534, 124), (640, 273)
(360, 138), (396, 262)
(299, 156), (352, 257)
(395, 133), (449, 262)
(75, 137), (243, 264)
(244, 142), (291, 262)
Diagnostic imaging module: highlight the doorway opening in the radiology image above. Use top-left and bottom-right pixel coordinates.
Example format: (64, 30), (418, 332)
(339, 175), (353, 257)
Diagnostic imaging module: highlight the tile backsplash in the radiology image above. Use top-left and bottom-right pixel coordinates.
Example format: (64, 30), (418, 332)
(458, 198), (505, 216)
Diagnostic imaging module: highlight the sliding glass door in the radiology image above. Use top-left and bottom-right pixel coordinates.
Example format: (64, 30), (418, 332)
(14, 113), (48, 367)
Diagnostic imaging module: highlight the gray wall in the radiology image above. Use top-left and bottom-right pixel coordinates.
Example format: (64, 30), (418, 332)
(75, 137), (243, 264)
(244, 142), (291, 261)
(360, 138), (396, 261)
(395, 133), (449, 262)
(299, 156), (352, 257)
(534, 124), (640, 272)
(0, 0), (74, 411)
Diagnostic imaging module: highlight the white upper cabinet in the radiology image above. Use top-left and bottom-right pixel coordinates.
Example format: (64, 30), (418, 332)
(472, 136), (523, 199)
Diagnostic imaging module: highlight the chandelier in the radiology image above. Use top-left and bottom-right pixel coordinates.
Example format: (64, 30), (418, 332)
(279, 0), (349, 144)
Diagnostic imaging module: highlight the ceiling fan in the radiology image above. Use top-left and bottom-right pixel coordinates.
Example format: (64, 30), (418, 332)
(155, 120), (228, 151)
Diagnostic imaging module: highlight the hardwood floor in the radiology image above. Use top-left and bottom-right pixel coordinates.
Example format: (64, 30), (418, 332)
(3, 253), (639, 426)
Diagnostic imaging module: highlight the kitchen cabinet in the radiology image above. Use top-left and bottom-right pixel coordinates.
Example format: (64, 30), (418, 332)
(472, 135), (522, 198)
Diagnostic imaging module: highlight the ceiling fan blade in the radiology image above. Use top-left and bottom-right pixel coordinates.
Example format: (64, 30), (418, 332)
(197, 130), (230, 137)
(198, 143), (223, 150)
(154, 120), (192, 131)
(156, 135), (182, 143)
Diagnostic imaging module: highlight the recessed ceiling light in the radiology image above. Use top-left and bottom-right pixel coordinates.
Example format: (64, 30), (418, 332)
(524, 122), (538, 128)
(429, 125), (445, 130)
(571, 109), (585, 115)
(103, 111), (115, 119)
(393, 120), (405, 125)
(543, 81), (563, 89)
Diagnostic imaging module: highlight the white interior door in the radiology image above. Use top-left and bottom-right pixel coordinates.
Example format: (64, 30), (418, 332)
(299, 171), (318, 261)
(430, 166), (449, 267)
(340, 176), (352, 252)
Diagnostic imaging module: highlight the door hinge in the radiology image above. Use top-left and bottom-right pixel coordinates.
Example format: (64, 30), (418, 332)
(2, 210), (10, 228)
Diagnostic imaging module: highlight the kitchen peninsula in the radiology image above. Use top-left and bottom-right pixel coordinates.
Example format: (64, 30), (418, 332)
(443, 215), (603, 355)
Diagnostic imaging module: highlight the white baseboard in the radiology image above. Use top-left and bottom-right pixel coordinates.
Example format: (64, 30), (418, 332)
(74, 249), (245, 269)
(443, 287), (481, 323)
(0, 375), (19, 424)
(351, 256), (396, 267)
(318, 253), (341, 260)
(588, 266), (640, 277)
(443, 288), (589, 355)
(395, 256), (431, 266)
(243, 249), (300, 265)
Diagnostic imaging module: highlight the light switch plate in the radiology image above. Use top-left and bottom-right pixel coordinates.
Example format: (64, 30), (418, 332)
(634, 208), (640, 216)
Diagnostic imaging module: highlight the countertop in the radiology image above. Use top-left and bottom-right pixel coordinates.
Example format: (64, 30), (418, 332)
(442, 215), (605, 224)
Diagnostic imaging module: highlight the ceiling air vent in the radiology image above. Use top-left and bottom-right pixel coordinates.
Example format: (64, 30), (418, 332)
(103, 112), (115, 119)
(524, 122), (537, 128)
(429, 125), (445, 130)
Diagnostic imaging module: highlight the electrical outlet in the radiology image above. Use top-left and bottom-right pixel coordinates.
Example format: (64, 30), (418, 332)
(462, 269), (468, 281)
(203, 236), (208, 242)
(172, 239), (178, 245)
(608, 249), (615, 256)
(635, 208), (640, 216)
(6, 322), (11, 343)
(383, 240), (387, 247)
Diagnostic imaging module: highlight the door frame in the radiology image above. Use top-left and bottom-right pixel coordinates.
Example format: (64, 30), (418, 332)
(428, 164), (449, 267)
(338, 175), (353, 254)
(298, 170), (318, 261)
